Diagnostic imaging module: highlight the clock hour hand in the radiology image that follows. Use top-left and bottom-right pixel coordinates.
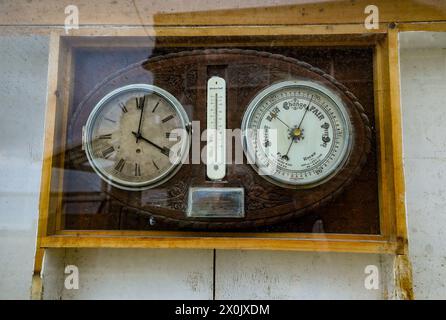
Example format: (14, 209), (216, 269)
(131, 131), (170, 157)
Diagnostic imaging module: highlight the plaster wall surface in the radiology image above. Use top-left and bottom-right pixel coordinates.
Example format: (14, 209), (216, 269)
(0, 35), (49, 299)
(400, 32), (446, 299)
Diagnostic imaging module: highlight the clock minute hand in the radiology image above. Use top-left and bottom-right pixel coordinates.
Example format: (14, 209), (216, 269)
(131, 131), (170, 157)
(135, 96), (146, 143)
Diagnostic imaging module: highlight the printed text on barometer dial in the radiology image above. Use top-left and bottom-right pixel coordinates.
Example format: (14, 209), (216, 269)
(245, 85), (349, 186)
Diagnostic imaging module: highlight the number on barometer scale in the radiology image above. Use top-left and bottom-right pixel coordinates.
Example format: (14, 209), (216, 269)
(206, 76), (226, 180)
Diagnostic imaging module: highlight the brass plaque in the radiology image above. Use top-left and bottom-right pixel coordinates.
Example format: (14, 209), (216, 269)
(187, 187), (245, 218)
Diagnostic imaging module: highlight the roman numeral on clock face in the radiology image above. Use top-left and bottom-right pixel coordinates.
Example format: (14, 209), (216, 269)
(161, 147), (171, 157)
(114, 158), (125, 172)
(134, 163), (141, 176)
(99, 134), (112, 139)
(152, 100), (161, 113)
(102, 146), (115, 158)
(162, 115), (174, 123)
(136, 96), (146, 110)
(165, 132), (178, 140)
(119, 102), (128, 113)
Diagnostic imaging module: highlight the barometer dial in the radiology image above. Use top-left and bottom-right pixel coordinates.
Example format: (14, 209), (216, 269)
(242, 80), (352, 188)
(83, 84), (190, 191)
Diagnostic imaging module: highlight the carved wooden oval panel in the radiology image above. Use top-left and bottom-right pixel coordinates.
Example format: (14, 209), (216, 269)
(67, 49), (371, 229)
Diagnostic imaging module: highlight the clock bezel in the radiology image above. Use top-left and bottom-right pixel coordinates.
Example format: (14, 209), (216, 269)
(83, 83), (191, 191)
(241, 80), (353, 189)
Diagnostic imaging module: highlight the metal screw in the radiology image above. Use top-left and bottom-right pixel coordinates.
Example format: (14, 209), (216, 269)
(389, 22), (397, 29)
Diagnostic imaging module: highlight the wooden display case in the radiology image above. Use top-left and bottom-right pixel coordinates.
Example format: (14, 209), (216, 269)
(36, 26), (407, 257)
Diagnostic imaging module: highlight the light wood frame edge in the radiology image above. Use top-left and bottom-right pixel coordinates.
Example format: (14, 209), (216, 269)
(387, 27), (414, 299)
(40, 235), (397, 254)
(398, 22), (446, 32)
(34, 32), (60, 274)
(390, 22), (446, 299)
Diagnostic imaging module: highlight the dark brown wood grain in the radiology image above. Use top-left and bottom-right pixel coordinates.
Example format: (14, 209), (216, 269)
(57, 44), (378, 233)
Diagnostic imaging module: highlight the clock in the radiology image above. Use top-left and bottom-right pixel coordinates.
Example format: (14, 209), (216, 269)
(241, 80), (351, 188)
(82, 84), (191, 191)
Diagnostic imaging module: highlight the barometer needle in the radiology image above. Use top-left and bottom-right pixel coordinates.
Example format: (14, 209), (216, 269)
(132, 131), (170, 157)
(282, 139), (294, 161)
(280, 96), (313, 161)
(275, 115), (291, 129)
(297, 95), (313, 129)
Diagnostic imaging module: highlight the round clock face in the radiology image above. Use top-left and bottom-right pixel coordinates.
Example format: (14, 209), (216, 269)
(84, 84), (190, 190)
(242, 80), (352, 188)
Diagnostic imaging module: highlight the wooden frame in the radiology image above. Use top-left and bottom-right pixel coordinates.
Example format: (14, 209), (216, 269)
(1, 0), (445, 27)
(34, 25), (408, 257)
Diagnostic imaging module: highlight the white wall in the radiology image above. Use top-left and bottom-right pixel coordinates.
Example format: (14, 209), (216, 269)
(400, 32), (446, 299)
(43, 248), (214, 300)
(41, 249), (386, 299)
(0, 35), (49, 299)
(1, 32), (446, 299)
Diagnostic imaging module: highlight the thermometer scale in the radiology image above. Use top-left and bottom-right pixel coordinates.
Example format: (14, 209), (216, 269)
(206, 76), (226, 180)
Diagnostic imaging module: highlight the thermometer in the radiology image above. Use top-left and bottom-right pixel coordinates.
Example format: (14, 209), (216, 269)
(206, 76), (226, 180)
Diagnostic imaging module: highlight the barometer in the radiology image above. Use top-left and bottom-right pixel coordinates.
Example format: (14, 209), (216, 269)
(242, 80), (352, 188)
